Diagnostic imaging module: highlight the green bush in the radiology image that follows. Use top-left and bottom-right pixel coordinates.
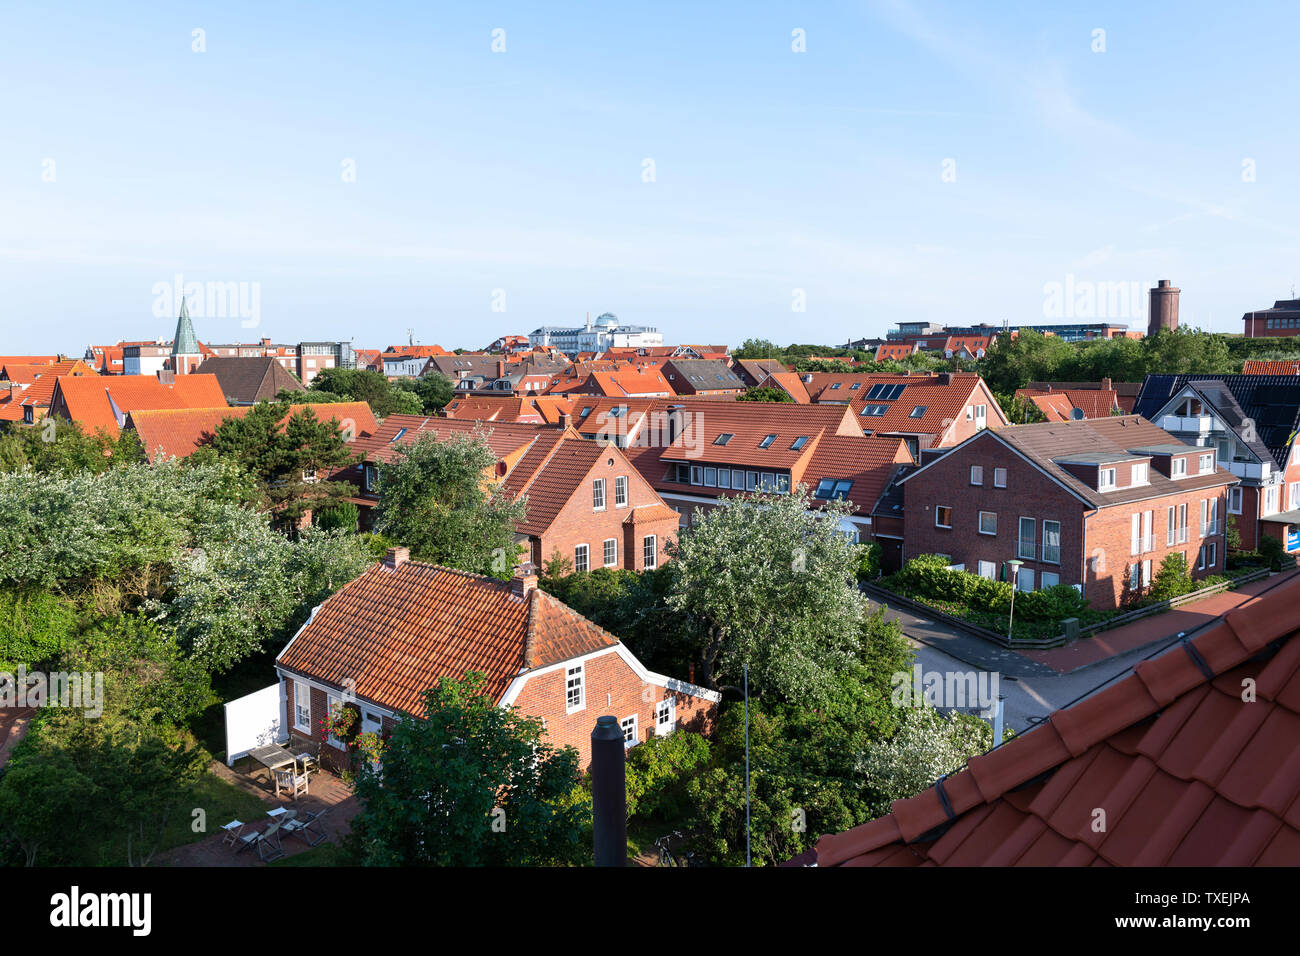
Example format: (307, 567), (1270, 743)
(625, 731), (712, 819)
(1148, 552), (1194, 602)
(314, 501), (359, 533)
(1258, 535), (1287, 572)
(1015, 584), (1088, 621)
(856, 542), (882, 579)
(892, 555), (1013, 616)
(0, 588), (80, 671)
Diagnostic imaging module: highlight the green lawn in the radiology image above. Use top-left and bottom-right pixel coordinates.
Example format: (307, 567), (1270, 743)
(157, 771), (269, 856)
(271, 842), (348, 866)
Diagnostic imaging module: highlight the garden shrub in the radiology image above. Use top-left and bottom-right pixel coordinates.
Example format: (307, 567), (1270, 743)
(624, 731), (712, 819)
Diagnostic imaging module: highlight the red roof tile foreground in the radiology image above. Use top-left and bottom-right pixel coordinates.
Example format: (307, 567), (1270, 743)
(1242, 359), (1300, 376)
(128, 401), (379, 462)
(277, 560), (617, 713)
(815, 573), (1300, 867)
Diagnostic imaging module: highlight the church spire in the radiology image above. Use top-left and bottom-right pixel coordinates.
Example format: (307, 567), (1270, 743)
(171, 295), (199, 357)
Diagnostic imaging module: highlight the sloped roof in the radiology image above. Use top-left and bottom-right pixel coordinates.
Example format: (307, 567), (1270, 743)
(1134, 374), (1300, 468)
(350, 414), (557, 466)
(798, 435), (912, 513)
(8, 360), (97, 409)
(755, 371), (812, 403)
(502, 436), (607, 535)
(128, 401), (378, 463)
(197, 356), (304, 404)
(1242, 359), (1300, 376)
(51, 373), (228, 436)
(276, 560), (617, 712)
(656, 401), (861, 469)
(1016, 388), (1120, 421)
(442, 394), (573, 425)
(732, 358), (788, 387)
(816, 573), (1300, 867)
(922, 415), (1238, 509)
(808, 373), (1002, 440)
(661, 359), (746, 393)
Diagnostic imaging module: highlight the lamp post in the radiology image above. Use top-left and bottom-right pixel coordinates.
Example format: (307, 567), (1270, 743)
(1006, 559), (1024, 639)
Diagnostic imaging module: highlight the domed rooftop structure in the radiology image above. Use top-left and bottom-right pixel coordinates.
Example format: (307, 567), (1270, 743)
(596, 312), (620, 329)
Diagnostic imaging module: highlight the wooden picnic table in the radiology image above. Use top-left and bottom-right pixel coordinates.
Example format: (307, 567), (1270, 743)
(247, 744), (299, 794)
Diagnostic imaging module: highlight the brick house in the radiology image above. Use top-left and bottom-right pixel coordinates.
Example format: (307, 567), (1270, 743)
(660, 359), (747, 396)
(802, 371), (1008, 460)
(898, 416), (1239, 610)
(617, 399), (911, 541)
(341, 415), (680, 574)
(1134, 374), (1300, 556)
(275, 549), (719, 770)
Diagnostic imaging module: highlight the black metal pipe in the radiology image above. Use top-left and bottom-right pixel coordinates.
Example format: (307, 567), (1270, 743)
(591, 715), (626, 867)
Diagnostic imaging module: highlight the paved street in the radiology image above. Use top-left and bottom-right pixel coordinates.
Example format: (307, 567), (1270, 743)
(864, 573), (1296, 733)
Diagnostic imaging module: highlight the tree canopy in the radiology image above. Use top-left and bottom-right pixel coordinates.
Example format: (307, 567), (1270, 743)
(372, 431), (526, 578)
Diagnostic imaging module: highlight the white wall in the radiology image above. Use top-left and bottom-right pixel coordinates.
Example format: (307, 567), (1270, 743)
(224, 683), (287, 765)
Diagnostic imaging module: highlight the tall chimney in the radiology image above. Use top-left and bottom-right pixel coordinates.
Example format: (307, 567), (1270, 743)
(383, 546), (409, 569)
(591, 715), (627, 867)
(1148, 279), (1180, 337)
(510, 562), (538, 598)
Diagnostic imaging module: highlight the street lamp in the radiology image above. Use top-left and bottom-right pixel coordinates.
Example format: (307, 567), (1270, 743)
(1006, 559), (1024, 639)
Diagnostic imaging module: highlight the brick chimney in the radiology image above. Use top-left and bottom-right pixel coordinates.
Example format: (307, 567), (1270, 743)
(511, 563), (538, 598)
(383, 546), (409, 569)
(1101, 377), (1112, 391)
(558, 412), (571, 429)
(497, 360), (506, 378)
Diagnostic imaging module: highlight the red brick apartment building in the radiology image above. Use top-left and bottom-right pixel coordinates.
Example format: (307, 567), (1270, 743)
(340, 415), (679, 575)
(276, 550), (719, 770)
(611, 399), (912, 541)
(898, 416), (1238, 610)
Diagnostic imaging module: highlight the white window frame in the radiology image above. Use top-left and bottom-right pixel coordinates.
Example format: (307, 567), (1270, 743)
(1265, 485), (1280, 516)
(574, 544), (590, 573)
(1171, 457), (1188, 479)
(621, 715), (638, 748)
(566, 664), (585, 714)
(1131, 462), (1149, 486)
(614, 475), (628, 508)
(935, 505), (952, 529)
(603, 538), (617, 567)
(1199, 453), (1214, 475)
(977, 560), (996, 580)
(643, 535), (657, 569)
(970, 465), (983, 486)
(978, 511), (997, 535)
(1041, 571), (1059, 589)
(293, 682), (311, 732)
(592, 478), (606, 511)
(993, 467), (1007, 488)
(326, 693), (345, 750)
(1229, 487), (1243, 515)
(1098, 468), (1117, 491)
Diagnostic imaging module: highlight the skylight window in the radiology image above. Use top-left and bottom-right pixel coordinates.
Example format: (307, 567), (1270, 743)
(830, 383), (842, 390)
(790, 436), (809, 450)
(909, 406), (927, 418)
(390, 428), (408, 442)
(714, 433), (734, 446)
(850, 382), (861, 390)
(860, 405), (889, 416)
(865, 383), (906, 401)
(758, 434), (777, 449)
(814, 478), (853, 500)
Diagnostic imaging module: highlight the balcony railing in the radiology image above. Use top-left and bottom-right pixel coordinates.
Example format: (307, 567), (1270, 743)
(1016, 540), (1060, 563)
(1131, 534), (1155, 555)
(1166, 526), (1190, 546)
(1201, 520), (1221, 537)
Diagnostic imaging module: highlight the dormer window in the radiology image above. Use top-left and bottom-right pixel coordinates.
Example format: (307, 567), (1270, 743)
(1199, 452), (1214, 474)
(1098, 468), (1117, 491)
(1171, 457), (1188, 479)
(1131, 462), (1149, 486)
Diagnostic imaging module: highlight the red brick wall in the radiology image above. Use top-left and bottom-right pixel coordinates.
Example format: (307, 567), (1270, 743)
(903, 433), (1233, 610)
(903, 437), (1087, 590)
(509, 649), (717, 768)
(538, 452), (678, 573)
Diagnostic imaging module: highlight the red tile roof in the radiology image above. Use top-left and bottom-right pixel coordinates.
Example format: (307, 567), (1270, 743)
(1017, 387), (1121, 421)
(276, 560), (617, 712)
(1242, 359), (1300, 376)
(816, 573), (1300, 867)
(805, 372), (1004, 441)
(799, 435), (913, 513)
(128, 401), (378, 462)
(443, 394), (575, 425)
(51, 373), (229, 436)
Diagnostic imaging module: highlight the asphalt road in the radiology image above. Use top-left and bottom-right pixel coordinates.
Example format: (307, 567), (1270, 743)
(864, 595), (1185, 734)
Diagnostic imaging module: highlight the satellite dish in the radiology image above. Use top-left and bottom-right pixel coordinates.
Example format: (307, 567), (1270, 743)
(1070, 407), (1086, 421)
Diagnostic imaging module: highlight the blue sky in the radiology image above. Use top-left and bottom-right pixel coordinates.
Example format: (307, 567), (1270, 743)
(3, 0), (1300, 353)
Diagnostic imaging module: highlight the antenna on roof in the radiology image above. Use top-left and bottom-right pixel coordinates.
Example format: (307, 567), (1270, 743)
(1070, 407), (1085, 421)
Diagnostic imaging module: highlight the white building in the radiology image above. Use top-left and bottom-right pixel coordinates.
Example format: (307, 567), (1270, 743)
(528, 313), (662, 356)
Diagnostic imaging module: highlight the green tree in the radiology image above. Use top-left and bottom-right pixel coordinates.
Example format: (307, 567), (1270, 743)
(738, 386), (794, 403)
(347, 673), (588, 866)
(209, 401), (357, 528)
(373, 430), (526, 577)
(393, 373), (455, 413)
(0, 419), (144, 475)
(1148, 551), (1194, 601)
(307, 368), (423, 417)
(665, 487), (871, 702)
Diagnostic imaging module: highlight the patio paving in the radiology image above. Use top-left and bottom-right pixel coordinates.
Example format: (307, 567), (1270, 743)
(0, 707), (34, 770)
(159, 759), (359, 866)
